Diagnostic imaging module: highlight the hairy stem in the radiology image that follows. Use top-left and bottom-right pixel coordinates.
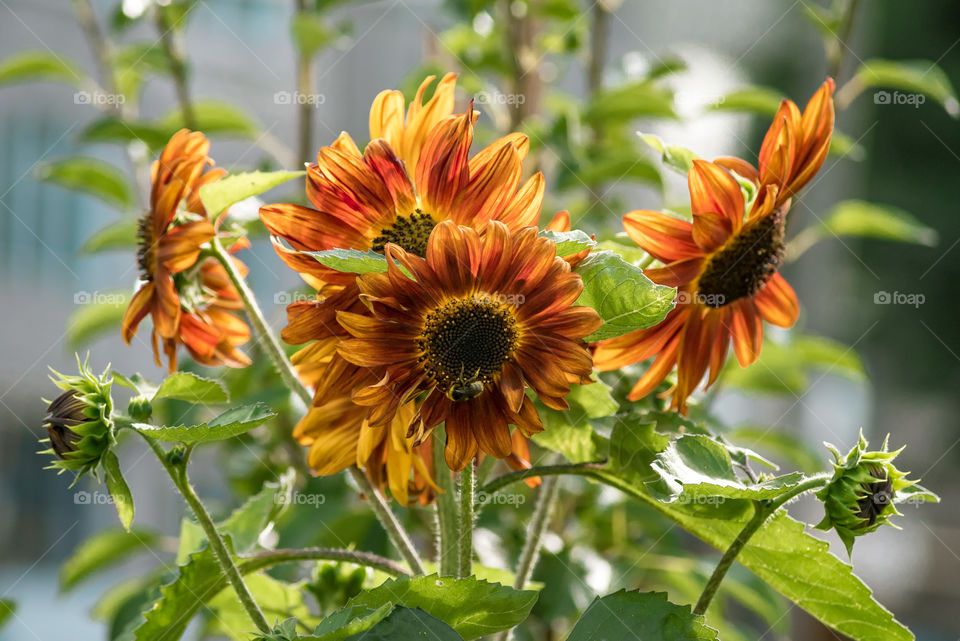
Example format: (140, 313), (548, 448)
(457, 461), (476, 578)
(432, 428), (459, 576)
(480, 462), (606, 497)
(240, 547), (412, 577)
(294, 0), (314, 164)
(692, 474), (832, 615)
(210, 237), (426, 575)
(513, 472), (561, 589)
(140, 435), (270, 634)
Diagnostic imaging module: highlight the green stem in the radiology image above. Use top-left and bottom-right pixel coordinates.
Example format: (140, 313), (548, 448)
(240, 547), (412, 577)
(432, 428), (459, 576)
(210, 237), (312, 407)
(457, 462), (476, 578)
(480, 462), (606, 497)
(154, 5), (196, 129)
(513, 473), (561, 589)
(140, 435), (270, 634)
(692, 474), (832, 615)
(210, 237), (426, 575)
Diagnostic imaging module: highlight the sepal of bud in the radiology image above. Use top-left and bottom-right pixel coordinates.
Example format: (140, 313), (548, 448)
(814, 430), (937, 555)
(128, 394), (153, 422)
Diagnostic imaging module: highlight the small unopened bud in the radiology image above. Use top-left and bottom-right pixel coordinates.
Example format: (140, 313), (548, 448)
(128, 395), (153, 422)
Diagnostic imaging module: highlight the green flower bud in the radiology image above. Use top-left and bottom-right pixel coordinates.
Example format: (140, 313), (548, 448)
(815, 430), (937, 555)
(128, 394), (153, 422)
(41, 356), (115, 482)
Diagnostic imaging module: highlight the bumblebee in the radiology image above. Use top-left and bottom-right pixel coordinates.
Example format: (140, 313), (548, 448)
(445, 366), (484, 402)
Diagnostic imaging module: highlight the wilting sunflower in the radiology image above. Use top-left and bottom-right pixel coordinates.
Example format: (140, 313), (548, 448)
(594, 80), (834, 413)
(337, 221), (601, 470)
(121, 129), (250, 372)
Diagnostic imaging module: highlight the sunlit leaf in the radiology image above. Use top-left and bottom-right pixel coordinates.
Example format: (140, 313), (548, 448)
(538, 229), (596, 256)
(0, 51), (84, 87)
(291, 13), (336, 57)
(310, 248), (388, 274)
(80, 118), (170, 151)
(534, 381), (615, 463)
(82, 219), (139, 254)
(585, 81), (677, 122)
(574, 250), (676, 341)
(156, 100), (260, 138)
(152, 372), (229, 404)
(345, 574), (537, 640)
(0, 600), (15, 634)
(850, 58), (959, 117)
(199, 170), (304, 220)
(637, 131), (699, 174)
(710, 86), (784, 116)
(135, 403), (276, 443)
(103, 452), (134, 531)
(820, 200), (936, 246)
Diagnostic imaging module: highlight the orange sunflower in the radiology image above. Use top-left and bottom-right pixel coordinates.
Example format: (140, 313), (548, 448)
(337, 221), (601, 471)
(594, 79), (834, 413)
(260, 75), (548, 498)
(121, 129), (250, 372)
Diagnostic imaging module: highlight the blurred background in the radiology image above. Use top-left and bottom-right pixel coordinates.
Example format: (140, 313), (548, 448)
(1, 0), (958, 639)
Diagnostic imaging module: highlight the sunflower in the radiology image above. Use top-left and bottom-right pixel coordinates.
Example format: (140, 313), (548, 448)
(594, 79), (834, 413)
(121, 129), (250, 372)
(337, 221), (601, 471)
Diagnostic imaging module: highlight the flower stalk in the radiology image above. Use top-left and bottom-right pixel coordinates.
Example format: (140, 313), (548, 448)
(457, 461), (476, 578)
(432, 429), (459, 576)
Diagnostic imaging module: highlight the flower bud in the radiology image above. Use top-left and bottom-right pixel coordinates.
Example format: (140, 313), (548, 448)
(815, 431), (936, 555)
(40, 356), (115, 481)
(128, 394), (153, 422)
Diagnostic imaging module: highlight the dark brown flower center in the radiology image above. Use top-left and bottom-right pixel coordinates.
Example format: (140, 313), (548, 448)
(44, 390), (87, 458)
(696, 209), (786, 308)
(372, 210), (436, 258)
(417, 295), (520, 400)
(136, 215), (157, 279)
(855, 463), (895, 527)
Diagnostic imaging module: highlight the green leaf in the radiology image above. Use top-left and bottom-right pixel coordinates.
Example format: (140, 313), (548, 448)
(0, 51), (84, 87)
(819, 200), (937, 246)
(312, 604), (394, 641)
(80, 118), (171, 151)
(291, 13), (336, 57)
(0, 600), (16, 634)
(82, 219), (139, 253)
(567, 591), (717, 641)
(605, 420), (669, 485)
(585, 82), (677, 122)
(341, 606), (464, 641)
(113, 372), (158, 399)
(60, 527), (159, 592)
(135, 402), (276, 443)
(655, 504), (912, 641)
(206, 574), (315, 640)
(851, 58), (959, 117)
(66, 291), (129, 348)
(156, 100), (260, 138)
(310, 248), (388, 274)
(637, 131), (700, 175)
(132, 542), (229, 641)
(345, 574), (537, 640)
(34, 157), (133, 209)
(574, 250), (676, 341)
(219, 470), (294, 553)
(647, 435), (805, 503)
(539, 229), (596, 256)
(199, 170), (304, 220)
(534, 381), (615, 463)
(152, 372), (229, 404)
(710, 86), (784, 116)
(829, 131), (866, 161)
(103, 452), (134, 531)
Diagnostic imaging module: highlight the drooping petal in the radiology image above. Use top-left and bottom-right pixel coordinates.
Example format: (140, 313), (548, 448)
(753, 272), (800, 327)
